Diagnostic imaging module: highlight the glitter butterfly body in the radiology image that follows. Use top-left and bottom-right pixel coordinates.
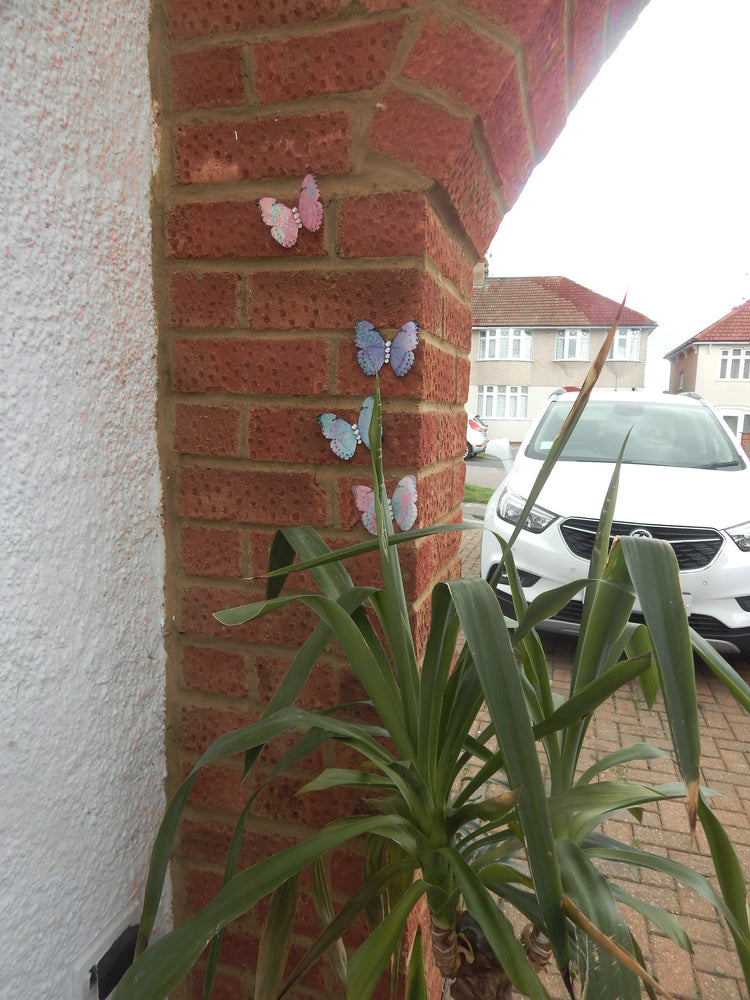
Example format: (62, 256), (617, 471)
(354, 320), (419, 377)
(352, 476), (418, 535)
(257, 172), (323, 248)
(318, 395), (374, 460)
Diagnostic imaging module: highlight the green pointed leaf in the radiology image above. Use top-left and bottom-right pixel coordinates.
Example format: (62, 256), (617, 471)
(405, 928), (428, 1000)
(618, 535), (700, 823)
(439, 847), (553, 1000)
(347, 881), (427, 1000)
(255, 875), (299, 1000)
(446, 577), (569, 975)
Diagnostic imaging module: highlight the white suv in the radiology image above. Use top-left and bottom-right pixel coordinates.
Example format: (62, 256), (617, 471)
(480, 390), (750, 656)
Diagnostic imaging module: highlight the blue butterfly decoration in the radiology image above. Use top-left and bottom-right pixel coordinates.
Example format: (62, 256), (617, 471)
(317, 394), (374, 460)
(352, 476), (418, 535)
(354, 320), (419, 377)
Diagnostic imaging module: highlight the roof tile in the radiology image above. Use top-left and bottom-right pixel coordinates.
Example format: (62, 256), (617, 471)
(471, 275), (656, 328)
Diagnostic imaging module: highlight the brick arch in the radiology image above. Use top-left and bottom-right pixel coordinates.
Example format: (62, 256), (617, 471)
(155, 1), (649, 995)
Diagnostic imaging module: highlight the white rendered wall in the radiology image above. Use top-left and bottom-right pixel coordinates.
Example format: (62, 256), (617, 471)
(0, 4), (166, 997)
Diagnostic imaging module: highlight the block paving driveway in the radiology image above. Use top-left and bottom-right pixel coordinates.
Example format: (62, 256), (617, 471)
(459, 508), (750, 999)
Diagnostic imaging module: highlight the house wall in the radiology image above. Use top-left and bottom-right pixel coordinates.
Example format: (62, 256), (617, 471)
(469, 326), (648, 441)
(151, 1), (650, 995)
(694, 342), (750, 407)
(0, 4), (166, 998)
(668, 345), (698, 393)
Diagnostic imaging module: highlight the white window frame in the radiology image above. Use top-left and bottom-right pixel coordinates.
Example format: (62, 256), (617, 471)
(719, 347), (750, 381)
(477, 385), (528, 420)
(477, 327), (532, 361)
(608, 327), (641, 361)
(555, 328), (589, 361)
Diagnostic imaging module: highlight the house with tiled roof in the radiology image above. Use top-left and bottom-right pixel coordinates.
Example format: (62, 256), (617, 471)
(664, 298), (750, 451)
(469, 272), (657, 441)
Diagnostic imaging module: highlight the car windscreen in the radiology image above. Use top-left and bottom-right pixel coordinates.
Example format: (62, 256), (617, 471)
(526, 399), (745, 469)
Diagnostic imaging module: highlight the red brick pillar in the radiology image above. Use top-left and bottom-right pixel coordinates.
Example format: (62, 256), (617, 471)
(152, 1), (648, 996)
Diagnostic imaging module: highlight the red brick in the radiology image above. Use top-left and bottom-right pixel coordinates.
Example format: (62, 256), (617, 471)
(445, 143), (502, 256)
(182, 644), (248, 696)
(415, 467), (455, 527)
(254, 20), (404, 103)
(456, 355), (471, 404)
(338, 192), (471, 292)
(168, 0), (339, 41)
(485, 70), (535, 210)
(170, 273), (240, 328)
(524, 0), (564, 88)
(335, 341), (459, 407)
(174, 403), (241, 457)
(530, 50), (568, 159)
(438, 410), (468, 463)
(189, 968), (245, 1000)
(180, 468), (328, 526)
(183, 761), (247, 813)
(182, 705), (255, 754)
(403, 14), (515, 116)
(247, 404), (366, 466)
(248, 532), (320, 593)
(181, 525), (243, 578)
(462, 0), (547, 41)
(167, 200), (324, 259)
(370, 91), (473, 191)
(444, 294), (472, 352)
(175, 114), (349, 184)
(180, 584), (320, 647)
(174, 338), (331, 395)
(183, 866), (223, 911)
(569, 0), (606, 107)
(171, 46), (244, 111)
(248, 268), (443, 336)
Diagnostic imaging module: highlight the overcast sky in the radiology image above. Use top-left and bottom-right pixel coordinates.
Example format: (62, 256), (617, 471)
(487, 0), (750, 388)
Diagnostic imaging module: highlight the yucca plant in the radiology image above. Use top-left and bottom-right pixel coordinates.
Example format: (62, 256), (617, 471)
(114, 319), (750, 1000)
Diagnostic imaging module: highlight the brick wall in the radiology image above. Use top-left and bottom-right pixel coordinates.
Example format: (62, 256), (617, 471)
(150, 0), (649, 995)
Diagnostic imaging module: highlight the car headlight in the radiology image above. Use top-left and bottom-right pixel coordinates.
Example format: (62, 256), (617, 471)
(496, 486), (558, 533)
(727, 520), (750, 552)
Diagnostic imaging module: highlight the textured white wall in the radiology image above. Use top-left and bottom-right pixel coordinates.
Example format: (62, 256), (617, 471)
(0, 3), (166, 997)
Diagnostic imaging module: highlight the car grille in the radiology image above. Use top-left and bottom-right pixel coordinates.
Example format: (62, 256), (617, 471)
(559, 518), (724, 571)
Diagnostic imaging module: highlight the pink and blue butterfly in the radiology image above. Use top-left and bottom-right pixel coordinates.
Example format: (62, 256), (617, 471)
(354, 320), (419, 377)
(352, 476), (418, 535)
(318, 394), (374, 460)
(257, 172), (323, 248)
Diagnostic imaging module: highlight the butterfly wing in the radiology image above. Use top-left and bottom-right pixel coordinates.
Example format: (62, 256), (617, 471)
(317, 413), (358, 460)
(257, 197), (300, 248)
(390, 475), (418, 531)
(297, 172), (323, 233)
(389, 321), (419, 377)
(352, 484), (377, 535)
(356, 394), (374, 452)
(354, 320), (386, 376)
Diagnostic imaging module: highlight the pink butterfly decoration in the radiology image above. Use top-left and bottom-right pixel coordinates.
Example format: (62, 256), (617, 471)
(257, 173), (323, 248)
(352, 476), (418, 535)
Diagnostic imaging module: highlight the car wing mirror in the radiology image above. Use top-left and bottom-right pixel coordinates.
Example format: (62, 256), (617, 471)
(486, 437), (514, 472)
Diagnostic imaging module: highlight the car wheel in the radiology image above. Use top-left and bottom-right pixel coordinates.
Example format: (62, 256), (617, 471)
(464, 441), (472, 460)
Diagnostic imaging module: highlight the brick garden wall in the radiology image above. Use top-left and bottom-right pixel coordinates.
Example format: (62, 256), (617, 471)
(150, 1), (649, 995)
